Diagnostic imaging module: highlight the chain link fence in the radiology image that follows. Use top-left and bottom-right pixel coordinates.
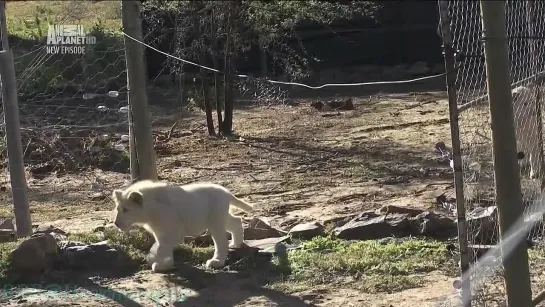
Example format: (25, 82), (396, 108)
(0, 1), (130, 225)
(444, 0), (545, 304)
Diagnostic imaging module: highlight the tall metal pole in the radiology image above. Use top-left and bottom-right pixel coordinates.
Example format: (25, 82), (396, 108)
(121, 0), (158, 181)
(0, 1), (32, 237)
(437, 2), (471, 305)
(480, 1), (533, 306)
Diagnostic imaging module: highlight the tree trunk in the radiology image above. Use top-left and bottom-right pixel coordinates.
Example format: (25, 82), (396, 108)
(210, 8), (223, 135)
(222, 6), (234, 135)
(192, 3), (215, 136)
(199, 63), (215, 136)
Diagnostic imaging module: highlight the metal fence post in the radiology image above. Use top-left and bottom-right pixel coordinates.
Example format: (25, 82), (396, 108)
(480, 1), (533, 306)
(121, 0), (158, 181)
(437, 1), (472, 305)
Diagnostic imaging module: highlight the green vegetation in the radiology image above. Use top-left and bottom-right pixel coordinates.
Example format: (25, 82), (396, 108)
(5, 1), (124, 96)
(68, 227), (215, 269)
(274, 236), (455, 293)
(0, 240), (20, 279)
(0, 229), (456, 294)
(6, 1), (121, 39)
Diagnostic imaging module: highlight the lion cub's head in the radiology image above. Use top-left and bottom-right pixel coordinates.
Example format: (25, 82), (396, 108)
(111, 188), (146, 231)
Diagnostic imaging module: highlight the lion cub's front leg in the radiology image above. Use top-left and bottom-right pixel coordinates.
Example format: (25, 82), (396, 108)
(150, 237), (176, 273)
(205, 228), (229, 269)
(147, 241), (159, 265)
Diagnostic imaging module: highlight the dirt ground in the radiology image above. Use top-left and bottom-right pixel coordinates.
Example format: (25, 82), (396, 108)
(0, 90), (463, 306)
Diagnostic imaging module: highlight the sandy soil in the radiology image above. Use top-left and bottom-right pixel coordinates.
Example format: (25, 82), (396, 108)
(0, 90), (464, 306)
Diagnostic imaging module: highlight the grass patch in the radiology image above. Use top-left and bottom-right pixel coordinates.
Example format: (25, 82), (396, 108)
(268, 236), (454, 293)
(68, 227), (214, 269)
(0, 240), (21, 279)
(5, 1), (126, 96)
(1, 231), (454, 294)
(6, 1), (121, 39)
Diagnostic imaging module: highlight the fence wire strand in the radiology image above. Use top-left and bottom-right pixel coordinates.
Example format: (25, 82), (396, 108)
(0, 1), (130, 224)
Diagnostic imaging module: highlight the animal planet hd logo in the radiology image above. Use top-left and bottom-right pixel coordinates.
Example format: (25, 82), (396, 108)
(46, 25), (96, 55)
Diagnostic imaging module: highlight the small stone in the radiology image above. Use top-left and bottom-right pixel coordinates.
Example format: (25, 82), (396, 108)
(289, 221), (324, 240)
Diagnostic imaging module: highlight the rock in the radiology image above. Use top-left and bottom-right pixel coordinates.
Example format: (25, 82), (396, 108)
(327, 98), (354, 110)
(410, 211), (457, 238)
(323, 214), (358, 228)
(60, 240), (130, 270)
(0, 229), (15, 243)
(33, 225), (67, 241)
(321, 103), (333, 112)
(244, 217), (287, 240)
(0, 218), (14, 230)
(333, 213), (411, 240)
(186, 218), (287, 246)
(310, 98), (354, 112)
(58, 240), (87, 250)
(289, 221), (324, 239)
(10, 233), (59, 273)
(379, 205), (425, 217)
(466, 206), (498, 245)
(245, 236), (293, 254)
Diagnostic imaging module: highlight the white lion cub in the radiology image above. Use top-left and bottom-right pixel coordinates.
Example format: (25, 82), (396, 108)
(111, 180), (253, 272)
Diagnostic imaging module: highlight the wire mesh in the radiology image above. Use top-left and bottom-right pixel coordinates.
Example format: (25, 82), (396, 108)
(0, 1), (129, 226)
(446, 0), (545, 304)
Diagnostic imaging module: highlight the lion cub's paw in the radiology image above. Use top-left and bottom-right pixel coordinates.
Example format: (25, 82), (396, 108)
(146, 253), (157, 265)
(229, 242), (243, 249)
(205, 258), (225, 269)
(151, 258), (174, 273)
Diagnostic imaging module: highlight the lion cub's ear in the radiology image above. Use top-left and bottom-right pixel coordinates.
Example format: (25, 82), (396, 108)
(128, 191), (144, 207)
(112, 189), (123, 201)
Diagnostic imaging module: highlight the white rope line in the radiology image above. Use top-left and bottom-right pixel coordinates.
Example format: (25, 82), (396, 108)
(121, 32), (447, 90)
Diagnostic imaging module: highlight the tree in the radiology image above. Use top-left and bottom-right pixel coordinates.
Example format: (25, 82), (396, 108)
(142, 0), (380, 136)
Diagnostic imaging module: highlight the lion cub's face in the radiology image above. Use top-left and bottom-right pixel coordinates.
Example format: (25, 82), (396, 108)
(111, 189), (146, 231)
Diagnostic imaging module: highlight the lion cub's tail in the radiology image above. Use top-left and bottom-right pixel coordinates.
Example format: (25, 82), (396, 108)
(229, 194), (254, 213)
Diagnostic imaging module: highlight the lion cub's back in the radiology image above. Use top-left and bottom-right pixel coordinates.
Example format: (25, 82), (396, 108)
(180, 181), (230, 194)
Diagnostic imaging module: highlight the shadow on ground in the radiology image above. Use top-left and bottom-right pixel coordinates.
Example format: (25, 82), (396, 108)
(0, 250), (314, 307)
(237, 135), (451, 181)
